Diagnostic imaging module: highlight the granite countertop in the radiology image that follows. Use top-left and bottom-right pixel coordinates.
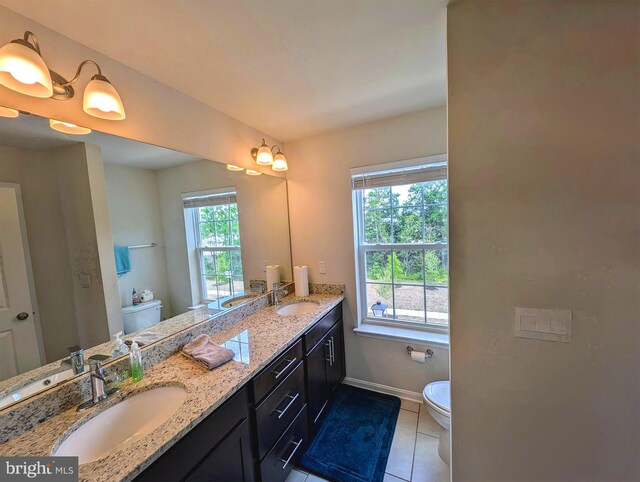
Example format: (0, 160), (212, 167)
(0, 293), (343, 482)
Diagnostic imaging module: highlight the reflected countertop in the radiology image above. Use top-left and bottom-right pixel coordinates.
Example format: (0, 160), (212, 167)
(0, 293), (344, 482)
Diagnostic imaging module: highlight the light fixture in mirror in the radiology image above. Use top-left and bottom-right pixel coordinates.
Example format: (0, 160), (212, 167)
(0, 105), (19, 118)
(0, 34), (53, 98)
(226, 164), (244, 172)
(246, 169), (262, 176)
(0, 31), (126, 120)
(0, 112), (293, 409)
(49, 118), (91, 135)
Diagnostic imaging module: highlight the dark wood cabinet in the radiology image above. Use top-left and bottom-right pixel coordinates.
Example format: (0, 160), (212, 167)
(135, 302), (344, 482)
(185, 418), (254, 482)
(305, 316), (345, 435)
(326, 320), (345, 391)
(135, 387), (254, 482)
(306, 336), (331, 431)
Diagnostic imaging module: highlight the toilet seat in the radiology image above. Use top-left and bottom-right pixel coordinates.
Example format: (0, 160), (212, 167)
(423, 380), (450, 416)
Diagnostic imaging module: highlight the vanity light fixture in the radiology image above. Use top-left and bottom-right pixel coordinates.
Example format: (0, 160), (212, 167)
(0, 31), (126, 120)
(252, 138), (273, 165)
(49, 118), (91, 135)
(250, 139), (289, 172)
(226, 164), (245, 172)
(0, 105), (19, 118)
(245, 169), (262, 176)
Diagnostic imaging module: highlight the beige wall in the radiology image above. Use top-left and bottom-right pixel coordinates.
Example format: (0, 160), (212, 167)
(84, 144), (123, 338)
(285, 106), (450, 394)
(448, 2), (640, 481)
(0, 144), (120, 359)
(0, 146), (78, 361)
(156, 159), (292, 313)
(51, 144), (117, 348)
(104, 164), (173, 317)
(0, 6), (282, 175)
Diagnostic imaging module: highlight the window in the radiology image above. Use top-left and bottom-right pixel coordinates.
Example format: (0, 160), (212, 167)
(352, 156), (448, 330)
(183, 188), (243, 303)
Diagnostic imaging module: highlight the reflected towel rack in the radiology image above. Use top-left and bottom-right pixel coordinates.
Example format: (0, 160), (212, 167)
(128, 243), (156, 249)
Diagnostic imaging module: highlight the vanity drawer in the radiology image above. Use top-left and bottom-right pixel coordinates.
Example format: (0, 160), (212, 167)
(260, 405), (308, 482)
(256, 360), (306, 460)
(254, 339), (303, 404)
(303, 303), (341, 354)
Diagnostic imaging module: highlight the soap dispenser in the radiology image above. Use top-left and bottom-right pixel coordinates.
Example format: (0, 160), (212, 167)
(110, 331), (129, 358)
(130, 341), (144, 382)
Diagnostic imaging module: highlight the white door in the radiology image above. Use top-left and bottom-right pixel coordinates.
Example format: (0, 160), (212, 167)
(0, 184), (43, 381)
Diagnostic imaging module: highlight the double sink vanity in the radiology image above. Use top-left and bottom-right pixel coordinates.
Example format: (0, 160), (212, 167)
(0, 289), (346, 482)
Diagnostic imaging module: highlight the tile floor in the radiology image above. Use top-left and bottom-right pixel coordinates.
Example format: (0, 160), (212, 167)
(286, 399), (450, 482)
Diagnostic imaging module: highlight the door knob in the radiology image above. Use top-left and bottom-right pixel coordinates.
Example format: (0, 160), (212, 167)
(16, 312), (29, 321)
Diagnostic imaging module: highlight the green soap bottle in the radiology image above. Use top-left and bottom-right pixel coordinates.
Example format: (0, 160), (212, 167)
(130, 341), (144, 382)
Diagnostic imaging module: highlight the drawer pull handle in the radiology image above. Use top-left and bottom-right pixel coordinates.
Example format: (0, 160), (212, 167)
(328, 338), (334, 366)
(331, 336), (335, 364)
(279, 438), (304, 470)
(273, 393), (300, 419)
(324, 340), (332, 364)
(273, 357), (298, 379)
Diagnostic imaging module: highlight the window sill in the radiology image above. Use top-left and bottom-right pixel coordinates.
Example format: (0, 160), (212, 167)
(353, 323), (449, 348)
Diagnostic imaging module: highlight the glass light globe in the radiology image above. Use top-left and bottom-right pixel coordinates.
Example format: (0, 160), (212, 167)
(0, 106), (19, 118)
(83, 76), (126, 120)
(49, 119), (91, 135)
(256, 144), (273, 165)
(0, 41), (53, 98)
(272, 152), (288, 171)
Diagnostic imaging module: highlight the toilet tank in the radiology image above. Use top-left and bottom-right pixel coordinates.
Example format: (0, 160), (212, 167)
(122, 300), (162, 334)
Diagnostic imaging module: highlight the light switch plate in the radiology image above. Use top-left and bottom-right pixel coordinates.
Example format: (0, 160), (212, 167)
(515, 307), (572, 343)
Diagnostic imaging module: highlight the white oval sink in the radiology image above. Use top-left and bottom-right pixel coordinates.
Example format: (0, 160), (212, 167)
(277, 301), (319, 316)
(54, 386), (187, 465)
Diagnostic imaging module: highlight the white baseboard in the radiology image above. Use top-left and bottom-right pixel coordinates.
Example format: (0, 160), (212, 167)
(343, 377), (423, 404)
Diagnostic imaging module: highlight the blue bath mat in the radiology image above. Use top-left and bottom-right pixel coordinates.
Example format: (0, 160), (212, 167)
(298, 384), (401, 482)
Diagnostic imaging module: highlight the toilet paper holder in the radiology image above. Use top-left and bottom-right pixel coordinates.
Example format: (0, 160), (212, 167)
(407, 346), (433, 358)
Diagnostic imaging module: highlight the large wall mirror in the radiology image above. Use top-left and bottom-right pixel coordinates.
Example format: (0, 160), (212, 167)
(0, 112), (292, 408)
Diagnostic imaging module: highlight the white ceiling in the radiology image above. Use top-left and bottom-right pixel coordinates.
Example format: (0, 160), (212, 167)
(0, 114), (199, 169)
(0, 0), (447, 142)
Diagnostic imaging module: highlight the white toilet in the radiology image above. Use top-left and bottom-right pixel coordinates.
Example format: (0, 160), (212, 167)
(122, 299), (162, 334)
(423, 380), (451, 465)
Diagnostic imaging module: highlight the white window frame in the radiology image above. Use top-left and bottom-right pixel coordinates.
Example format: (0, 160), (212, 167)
(351, 154), (449, 334)
(182, 187), (243, 304)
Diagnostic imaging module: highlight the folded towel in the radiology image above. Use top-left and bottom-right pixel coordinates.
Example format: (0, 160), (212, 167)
(114, 245), (131, 276)
(182, 334), (235, 370)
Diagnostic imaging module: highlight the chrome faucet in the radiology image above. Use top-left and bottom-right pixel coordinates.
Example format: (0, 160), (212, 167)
(67, 345), (85, 375)
(272, 283), (288, 306)
(77, 360), (119, 411)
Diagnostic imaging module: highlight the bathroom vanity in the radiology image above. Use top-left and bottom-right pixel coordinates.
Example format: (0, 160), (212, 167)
(136, 303), (345, 482)
(0, 292), (345, 482)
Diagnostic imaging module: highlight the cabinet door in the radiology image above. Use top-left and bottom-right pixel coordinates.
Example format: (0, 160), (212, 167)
(305, 337), (330, 434)
(326, 320), (345, 392)
(185, 418), (255, 482)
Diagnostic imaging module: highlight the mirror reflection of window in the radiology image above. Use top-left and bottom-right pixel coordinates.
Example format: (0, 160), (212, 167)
(183, 188), (244, 303)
